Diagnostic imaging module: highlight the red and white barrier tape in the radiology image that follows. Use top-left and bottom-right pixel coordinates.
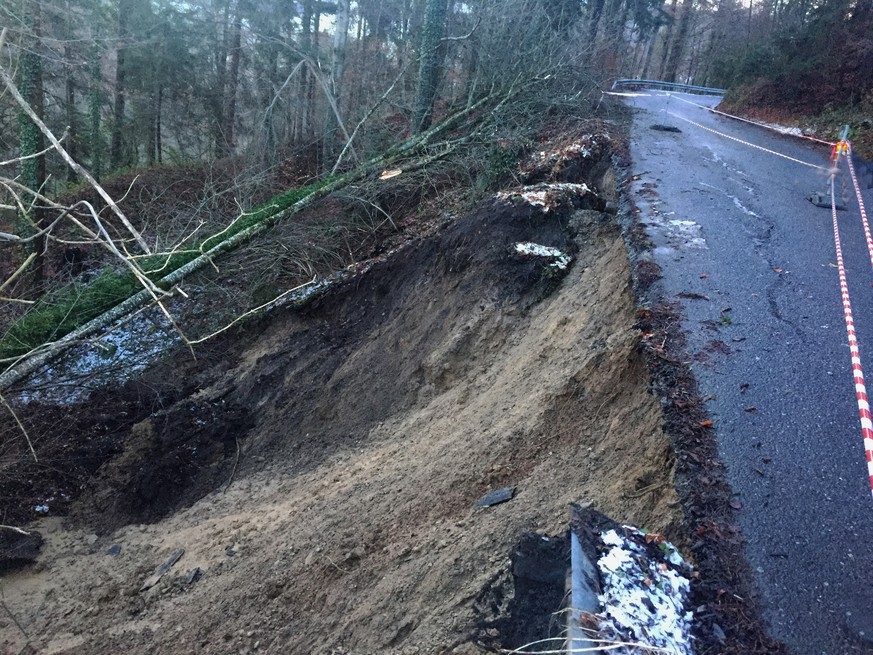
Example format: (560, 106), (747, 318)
(666, 93), (837, 147)
(665, 111), (829, 171)
(830, 171), (873, 499)
(847, 144), (873, 270)
(623, 87), (873, 493)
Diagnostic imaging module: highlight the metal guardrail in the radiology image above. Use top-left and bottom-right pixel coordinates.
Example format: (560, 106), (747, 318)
(611, 79), (726, 95)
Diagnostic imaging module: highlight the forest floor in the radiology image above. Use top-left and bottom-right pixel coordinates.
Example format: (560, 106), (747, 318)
(1, 119), (778, 654)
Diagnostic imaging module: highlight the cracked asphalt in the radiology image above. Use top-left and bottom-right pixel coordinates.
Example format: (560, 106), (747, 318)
(625, 92), (873, 654)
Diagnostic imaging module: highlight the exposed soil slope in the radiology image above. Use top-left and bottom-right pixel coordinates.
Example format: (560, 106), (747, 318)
(1, 159), (684, 653)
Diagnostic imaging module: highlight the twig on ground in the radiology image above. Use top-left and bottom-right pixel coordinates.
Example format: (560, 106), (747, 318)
(1, 580), (31, 642)
(323, 554), (350, 574)
(187, 276), (318, 346)
(0, 392), (36, 462)
(624, 480), (669, 498)
(223, 436), (241, 493)
(0, 525), (31, 535)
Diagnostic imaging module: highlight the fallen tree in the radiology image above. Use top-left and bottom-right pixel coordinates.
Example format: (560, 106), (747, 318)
(0, 85), (517, 391)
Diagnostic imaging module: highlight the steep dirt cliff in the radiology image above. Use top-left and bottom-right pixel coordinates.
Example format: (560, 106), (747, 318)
(1, 134), (684, 655)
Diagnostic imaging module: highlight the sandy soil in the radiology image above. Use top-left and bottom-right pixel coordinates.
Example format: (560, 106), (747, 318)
(1, 139), (684, 655)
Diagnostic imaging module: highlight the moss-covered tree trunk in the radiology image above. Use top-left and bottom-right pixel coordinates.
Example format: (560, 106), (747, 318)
(17, 0), (46, 297)
(411, 0), (448, 134)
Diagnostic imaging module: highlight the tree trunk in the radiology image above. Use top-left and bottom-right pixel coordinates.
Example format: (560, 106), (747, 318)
(663, 0), (693, 82)
(222, 4), (242, 154)
(412, 0), (448, 134)
(296, 0), (314, 142)
(310, 0), (321, 152)
(324, 0), (350, 164)
(17, 0), (46, 296)
(640, 29), (659, 79)
(63, 0), (78, 184)
(109, 0), (130, 170)
(89, 42), (103, 181)
(155, 86), (162, 164)
(658, 0), (680, 79)
(65, 63), (78, 183)
(589, 0), (606, 40)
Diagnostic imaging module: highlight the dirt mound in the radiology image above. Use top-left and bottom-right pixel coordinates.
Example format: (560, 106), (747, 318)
(1, 141), (683, 654)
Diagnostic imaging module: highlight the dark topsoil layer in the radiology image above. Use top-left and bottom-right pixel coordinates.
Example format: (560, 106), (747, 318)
(2, 117), (787, 654)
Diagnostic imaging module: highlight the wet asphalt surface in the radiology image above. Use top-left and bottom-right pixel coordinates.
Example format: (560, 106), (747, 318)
(624, 92), (873, 654)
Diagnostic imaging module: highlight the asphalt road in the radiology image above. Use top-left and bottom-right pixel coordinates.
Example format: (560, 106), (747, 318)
(624, 91), (873, 654)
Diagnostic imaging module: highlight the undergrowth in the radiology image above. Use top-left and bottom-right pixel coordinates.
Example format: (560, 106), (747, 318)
(0, 179), (328, 361)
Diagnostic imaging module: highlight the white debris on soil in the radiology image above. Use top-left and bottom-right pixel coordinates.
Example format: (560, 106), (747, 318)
(496, 182), (592, 212)
(528, 135), (612, 167)
(759, 121), (805, 138)
(597, 527), (695, 655)
(513, 242), (572, 270)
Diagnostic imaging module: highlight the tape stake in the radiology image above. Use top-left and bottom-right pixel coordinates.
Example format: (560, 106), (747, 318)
(830, 175), (873, 499)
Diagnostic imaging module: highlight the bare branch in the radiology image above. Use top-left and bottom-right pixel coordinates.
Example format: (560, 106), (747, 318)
(0, 525), (30, 535)
(0, 28), (151, 254)
(187, 276), (317, 345)
(331, 62), (411, 175)
(441, 17), (481, 42)
(302, 59), (356, 161)
(0, 130), (66, 166)
(1, 392), (37, 462)
(264, 59), (306, 119)
(0, 252), (37, 293)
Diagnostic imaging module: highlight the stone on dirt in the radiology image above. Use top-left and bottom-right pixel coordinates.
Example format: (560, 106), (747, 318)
(0, 526), (43, 572)
(140, 548), (185, 592)
(474, 487), (515, 508)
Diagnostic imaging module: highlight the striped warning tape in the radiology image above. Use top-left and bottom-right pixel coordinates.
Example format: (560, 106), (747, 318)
(847, 144), (873, 268)
(618, 84), (873, 496)
(841, 145), (873, 496)
(665, 110), (829, 171)
(666, 92), (837, 147)
(829, 168), (873, 499)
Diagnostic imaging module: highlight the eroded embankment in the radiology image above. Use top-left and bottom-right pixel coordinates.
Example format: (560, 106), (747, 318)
(1, 157), (683, 654)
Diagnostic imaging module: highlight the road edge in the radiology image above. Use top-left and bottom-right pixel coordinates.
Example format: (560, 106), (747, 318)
(609, 103), (790, 655)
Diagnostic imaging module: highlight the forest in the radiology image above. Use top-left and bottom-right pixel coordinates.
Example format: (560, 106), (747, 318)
(1, 0), (871, 311)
